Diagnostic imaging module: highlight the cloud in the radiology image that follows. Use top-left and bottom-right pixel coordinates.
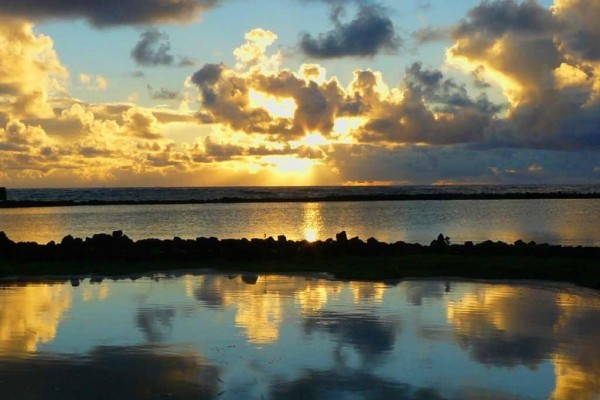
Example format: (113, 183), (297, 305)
(130, 30), (198, 68)
(326, 143), (600, 185)
(121, 107), (163, 139)
(131, 29), (175, 67)
(0, 19), (67, 119)
(353, 63), (502, 145)
(128, 71), (146, 79)
(0, 0), (225, 27)
(147, 85), (180, 100)
(2, 4), (599, 187)
(299, 4), (400, 58)
(447, 0), (600, 150)
(190, 32), (354, 140)
(471, 65), (491, 89)
(412, 26), (450, 44)
(79, 73), (108, 91)
(177, 57), (197, 68)
(553, 0), (600, 61)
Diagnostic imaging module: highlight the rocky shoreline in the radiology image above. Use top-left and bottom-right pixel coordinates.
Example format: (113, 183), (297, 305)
(1, 231), (599, 288)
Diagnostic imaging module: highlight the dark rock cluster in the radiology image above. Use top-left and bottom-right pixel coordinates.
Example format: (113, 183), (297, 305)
(0, 230), (597, 265)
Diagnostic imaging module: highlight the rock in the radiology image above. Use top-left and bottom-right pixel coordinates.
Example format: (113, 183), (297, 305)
(0, 187), (6, 201)
(336, 231), (348, 243)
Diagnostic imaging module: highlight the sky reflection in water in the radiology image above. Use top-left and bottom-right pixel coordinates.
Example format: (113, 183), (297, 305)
(0, 275), (599, 399)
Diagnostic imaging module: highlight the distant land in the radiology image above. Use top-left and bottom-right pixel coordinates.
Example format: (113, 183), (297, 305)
(1, 191), (599, 209)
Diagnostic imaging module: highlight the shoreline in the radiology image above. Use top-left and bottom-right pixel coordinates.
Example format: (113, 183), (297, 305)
(1, 191), (599, 209)
(1, 231), (598, 289)
(2, 270), (598, 298)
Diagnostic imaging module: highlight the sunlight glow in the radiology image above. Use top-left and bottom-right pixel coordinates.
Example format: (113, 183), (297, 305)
(301, 132), (329, 146)
(446, 43), (521, 109)
(248, 90), (296, 119)
(290, 132), (329, 149)
(333, 117), (366, 141)
(265, 156), (315, 174)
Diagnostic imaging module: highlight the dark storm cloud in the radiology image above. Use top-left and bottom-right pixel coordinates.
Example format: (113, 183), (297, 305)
(299, 4), (400, 58)
(0, 0), (224, 27)
(454, 0), (557, 37)
(191, 63), (224, 106)
(405, 63), (504, 114)
(131, 29), (174, 67)
(554, 0), (600, 61)
(448, 0), (600, 151)
(355, 63), (503, 145)
(327, 143), (600, 185)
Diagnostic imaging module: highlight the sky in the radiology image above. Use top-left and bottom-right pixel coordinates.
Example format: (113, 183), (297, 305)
(0, 0), (598, 187)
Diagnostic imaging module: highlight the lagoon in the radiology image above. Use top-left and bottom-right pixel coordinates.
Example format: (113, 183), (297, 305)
(0, 274), (598, 399)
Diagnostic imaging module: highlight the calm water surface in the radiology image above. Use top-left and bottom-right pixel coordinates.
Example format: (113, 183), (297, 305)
(0, 199), (598, 245)
(0, 274), (599, 399)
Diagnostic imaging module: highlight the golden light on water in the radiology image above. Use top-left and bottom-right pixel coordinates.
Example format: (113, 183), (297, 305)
(234, 291), (283, 344)
(304, 227), (318, 242)
(302, 202), (324, 242)
(0, 284), (72, 354)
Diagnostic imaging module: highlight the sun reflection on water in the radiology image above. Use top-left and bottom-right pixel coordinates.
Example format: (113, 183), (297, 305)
(302, 202), (324, 242)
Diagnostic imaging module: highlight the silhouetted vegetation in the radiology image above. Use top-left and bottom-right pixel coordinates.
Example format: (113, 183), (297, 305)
(0, 231), (598, 289)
